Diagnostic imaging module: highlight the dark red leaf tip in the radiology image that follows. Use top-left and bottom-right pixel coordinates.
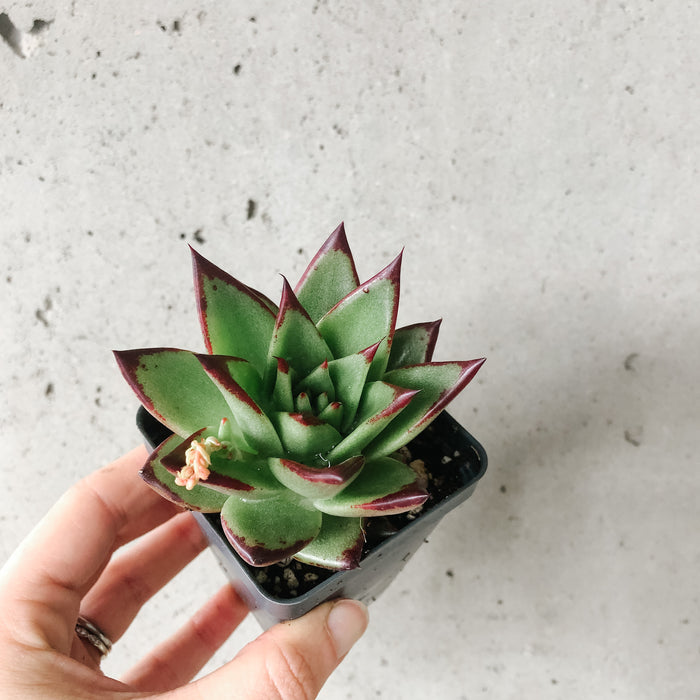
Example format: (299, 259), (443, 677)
(277, 276), (315, 327)
(294, 222), (360, 294)
(359, 340), (383, 363)
(195, 353), (263, 414)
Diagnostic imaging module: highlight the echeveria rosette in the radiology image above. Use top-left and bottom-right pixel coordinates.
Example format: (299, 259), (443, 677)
(115, 223), (485, 571)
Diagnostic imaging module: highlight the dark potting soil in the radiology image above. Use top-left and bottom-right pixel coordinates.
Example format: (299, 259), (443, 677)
(245, 418), (470, 599)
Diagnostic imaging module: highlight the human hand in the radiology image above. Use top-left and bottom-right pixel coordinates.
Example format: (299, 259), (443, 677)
(0, 446), (368, 699)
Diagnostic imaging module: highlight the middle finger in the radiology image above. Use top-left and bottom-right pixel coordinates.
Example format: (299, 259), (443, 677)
(78, 512), (208, 644)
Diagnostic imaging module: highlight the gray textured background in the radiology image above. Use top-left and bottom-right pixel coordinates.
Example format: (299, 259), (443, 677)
(2, 2), (698, 698)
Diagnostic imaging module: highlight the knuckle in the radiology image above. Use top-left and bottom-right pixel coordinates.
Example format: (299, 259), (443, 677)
(188, 609), (219, 655)
(112, 565), (154, 607)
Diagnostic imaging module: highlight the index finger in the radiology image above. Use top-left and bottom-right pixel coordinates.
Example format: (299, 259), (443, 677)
(0, 445), (181, 654)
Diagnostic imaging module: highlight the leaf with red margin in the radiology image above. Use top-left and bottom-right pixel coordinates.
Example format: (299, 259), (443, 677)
(191, 247), (276, 374)
(313, 456), (428, 517)
(326, 341), (380, 431)
(294, 222), (360, 323)
(364, 359), (486, 459)
(114, 348), (234, 437)
(269, 455), (364, 500)
(326, 382), (418, 463)
(271, 411), (341, 458)
(196, 354), (283, 454)
(386, 319), (442, 371)
(221, 491), (322, 567)
(316, 252), (402, 382)
(294, 515), (365, 570)
(271, 357), (295, 412)
(295, 392), (313, 413)
(266, 278), (332, 379)
(297, 360), (335, 402)
(318, 400), (343, 431)
(139, 433), (229, 511)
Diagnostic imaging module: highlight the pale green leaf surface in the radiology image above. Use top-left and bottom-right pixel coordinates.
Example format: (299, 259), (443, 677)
(206, 454), (282, 495)
(365, 361), (479, 458)
(386, 320), (440, 371)
(314, 456), (426, 517)
(268, 455), (363, 500)
(221, 492), (322, 566)
(326, 348), (376, 431)
(197, 355), (283, 454)
(294, 223), (360, 323)
(317, 279), (395, 376)
(272, 358), (295, 412)
(115, 348), (234, 437)
(271, 412), (341, 458)
(318, 400), (343, 430)
(193, 249), (276, 374)
(297, 361), (335, 402)
(294, 515), (364, 570)
(326, 382), (416, 463)
(267, 280), (332, 379)
(295, 392), (313, 413)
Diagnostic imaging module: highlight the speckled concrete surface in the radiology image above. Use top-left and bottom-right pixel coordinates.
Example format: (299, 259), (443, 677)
(2, 2), (699, 698)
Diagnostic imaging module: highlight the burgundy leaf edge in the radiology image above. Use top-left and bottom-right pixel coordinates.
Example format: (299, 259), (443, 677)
(190, 245), (277, 353)
(293, 221), (360, 295)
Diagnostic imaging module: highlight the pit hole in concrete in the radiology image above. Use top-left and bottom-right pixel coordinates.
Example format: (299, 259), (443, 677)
(0, 13), (52, 58)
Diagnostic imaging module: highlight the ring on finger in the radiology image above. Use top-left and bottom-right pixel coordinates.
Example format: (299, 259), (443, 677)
(75, 615), (113, 657)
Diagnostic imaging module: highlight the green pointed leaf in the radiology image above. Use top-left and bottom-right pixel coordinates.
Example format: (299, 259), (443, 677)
(365, 359), (486, 459)
(297, 360), (335, 402)
(327, 342), (380, 432)
(267, 278), (332, 381)
(221, 492), (322, 566)
(114, 348), (234, 437)
(196, 354), (283, 454)
(139, 433), (229, 512)
(316, 392), (330, 414)
(295, 392), (313, 413)
(314, 456), (428, 517)
(316, 252), (402, 381)
(269, 455), (364, 500)
(202, 353), (264, 402)
(387, 320), (441, 370)
(271, 412), (341, 458)
(294, 515), (365, 570)
(294, 222), (360, 323)
(192, 247), (276, 374)
(272, 357), (295, 412)
(318, 400), (343, 431)
(326, 382), (418, 463)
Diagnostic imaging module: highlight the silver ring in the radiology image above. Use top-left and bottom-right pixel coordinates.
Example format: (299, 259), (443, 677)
(75, 615), (113, 657)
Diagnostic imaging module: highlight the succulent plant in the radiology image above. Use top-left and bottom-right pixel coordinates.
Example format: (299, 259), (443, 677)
(115, 224), (484, 570)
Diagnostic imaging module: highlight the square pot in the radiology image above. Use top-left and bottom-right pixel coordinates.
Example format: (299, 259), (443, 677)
(137, 406), (487, 629)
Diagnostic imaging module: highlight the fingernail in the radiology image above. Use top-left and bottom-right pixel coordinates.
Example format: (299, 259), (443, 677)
(327, 599), (369, 658)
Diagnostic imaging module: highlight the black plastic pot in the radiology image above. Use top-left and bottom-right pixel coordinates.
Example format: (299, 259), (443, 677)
(137, 406), (487, 630)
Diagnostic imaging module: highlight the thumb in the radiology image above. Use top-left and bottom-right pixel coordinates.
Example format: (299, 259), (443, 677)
(188, 599), (369, 700)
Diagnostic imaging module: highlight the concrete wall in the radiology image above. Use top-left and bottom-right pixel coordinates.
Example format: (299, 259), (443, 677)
(2, 2), (698, 698)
